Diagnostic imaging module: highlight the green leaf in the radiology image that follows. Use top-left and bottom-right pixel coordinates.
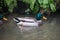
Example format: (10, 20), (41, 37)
(42, 0), (49, 9)
(22, 0), (36, 10)
(38, 0), (43, 5)
(43, 0), (49, 4)
(22, 0), (31, 4)
(30, 0), (36, 10)
(22, 0), (56, 13)
(33, 2), (39, 14)
(50, 4), (56, 12)
(5, 0), (17, 13)
(49, 0), (54, 3)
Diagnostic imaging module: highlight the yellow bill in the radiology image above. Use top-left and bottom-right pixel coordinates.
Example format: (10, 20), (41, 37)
(43, 16), (47, 20)
(3, 17), (8, 21)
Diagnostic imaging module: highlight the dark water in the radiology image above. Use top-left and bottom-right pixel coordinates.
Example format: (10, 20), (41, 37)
(0, 13), (60, 40)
